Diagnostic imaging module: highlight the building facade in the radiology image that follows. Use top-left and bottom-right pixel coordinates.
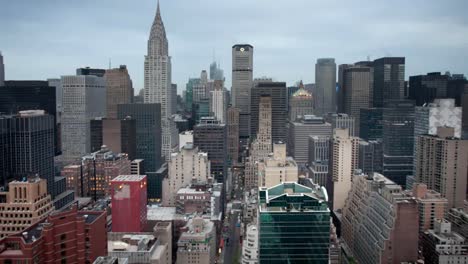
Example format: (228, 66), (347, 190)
(315, 58), (337, 116)
(409, 72), (449, 106)
(90, 117), (137, 159)
(210, 80), (227, 123)
(226, 107), (240, 165)
(359, 108), (383, 140)
(176, 217), (216, 264)
(289, 81), (313, 121)
(232, 44), (253, 139)
(105, 65), (133, 119)
(373, 57), (405, 107)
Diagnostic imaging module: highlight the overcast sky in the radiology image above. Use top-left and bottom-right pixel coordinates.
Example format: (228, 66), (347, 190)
(1, 0), (468, 94)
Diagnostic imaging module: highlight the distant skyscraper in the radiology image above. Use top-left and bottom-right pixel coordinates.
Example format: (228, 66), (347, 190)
(409, 72), (449, 106)
(315, 58), (336, 116)
(90, 117), (137, 159)
(47, 78), (63, 122)
(373, 57), (405, 107)
(359, 108), (383, 140)
(447, 74), (468, 106)
(210, 61), (224, 81)
(117, 104), (162, 173)
(382, 100), (415, 186)
(144, 2), (177, 161)
(337, 64), (353, 113)
(414, 127), (468, 208)
(110, 175), (147, 232)
(227, 107), (240, 165)
(414, 98), (462, 139)
(194, 117), (227, 183)
(105, 65), (133, 119)
(289, 81), (313, 121)
(61, 74), (106, 164)
(327, 128), (359, 211)
(251, 82), (288, 142)
(325, 113), (356, 137)
(258, 182), (330, 263)
(358, 139), (383, 175)
(210, 80), (227, 123)
(232, 44), (253, 139)
(171, 83), (177, 115)
(76, 67), (106, 77)
(0, 52), (4, 86)
(308, 136), (330, 186)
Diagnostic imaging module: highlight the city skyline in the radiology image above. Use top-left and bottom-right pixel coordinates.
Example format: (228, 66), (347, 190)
(1, 0), (467, 93)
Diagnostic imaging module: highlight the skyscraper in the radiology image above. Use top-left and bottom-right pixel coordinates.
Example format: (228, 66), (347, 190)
(315, 58), (336, 116)
(144, 2), (177, 161)
(90, 117), (137, 159)
(227, 107), (240, 165)
(327, 128), (359, 211)
(258, 142), (298, 188)
(258, 182), (330, 263)
(373, 57), (405, 107)
(289, 81), (313, 121)
(408, 72), (449, 106)
(61, 74), (106, 164)
(0, 52), (4, 86)
(251, 82), (288, 142)
(232, 44), (253, 140)
(325, 113), (356, 137)
(359, 108), (383, 140)
(210, 80), (227, 123)
(105, 65), (133, 119)
(308, 136), (330, 186)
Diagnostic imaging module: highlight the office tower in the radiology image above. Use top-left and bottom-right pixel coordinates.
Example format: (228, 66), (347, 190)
(358, 139), (383, 175)
(210, 61), (224, 81)
(325, 113), (356, 136)
(308, 136), (330, 186)
(289, 81), (313, 121)
(251, 82), (288, 142)
(108, 223), (172, 264)
(414, 127), (468, 208)
(0, 206), (107, 263)
(447, 74), (468, 106)
(90, 117), (137, 159)
(47, 78), (63, 122)
(193, 117), (226, 183)
(342, 172), (419, 264)
(258, 142), (298, 188)
(463, 93), (468, 139)
(242, 224), (259, 264)
(409, 72), (449, 106)
(185, 78), (199, 111)
(359, 108), (383, 140)
(61, 74), (106, 164)
(0, 52), (4, 86)
(176, 217), (217, 264)
(76, 67), (106, 77)
(414, 98), (461, 139)
(117, 104), (161, 174)
(408, 184), (448, 233)
(337, 64), (353, 113)
(382, 100), (415, 186)
(0, 177), (54, 239)
(0, 81), (59, 154)
(422, 220), (468, 264)
(342, 66), (372, 135)
(171, 83), (177, 115)
(105, 65), (133, 119)
(315, 58), (337, 116)
(210, 80), (227, 123)
(258, 182), (330, 263)
(328, 128), (359, 211)
(144, 2), (177, 161)
(232, 44), (253, 139)
(110, 175), (147, 232)
(288, 115), (332, 166)
(373, 57), (405, 107)
(0, 111), (55, 196)
(178, 130), (193, 150)
(162, 144), (210, 206)
(227, 107), (240, 165)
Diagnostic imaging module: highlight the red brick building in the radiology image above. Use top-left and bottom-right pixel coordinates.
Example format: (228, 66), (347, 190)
(110, 175), (147, 232)
(0, 205), (107, 264)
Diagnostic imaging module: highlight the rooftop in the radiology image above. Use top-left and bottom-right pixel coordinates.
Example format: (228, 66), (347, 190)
(111, 175), (146, 182)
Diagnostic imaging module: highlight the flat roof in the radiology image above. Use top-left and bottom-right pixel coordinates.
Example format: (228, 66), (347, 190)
(111, 175), (146, 182)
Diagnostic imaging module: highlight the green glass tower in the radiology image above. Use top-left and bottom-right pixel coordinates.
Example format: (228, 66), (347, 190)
(258, 182), (330, 263)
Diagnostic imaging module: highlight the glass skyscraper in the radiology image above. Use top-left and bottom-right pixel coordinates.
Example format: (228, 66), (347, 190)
(258, 182), (330, 263)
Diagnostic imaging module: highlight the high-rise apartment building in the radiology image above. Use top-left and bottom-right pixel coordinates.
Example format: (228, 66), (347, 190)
(47, 78), (63, 123)
(176, 217), (217, 264)
(382, 100), (415, 186)
(409, 72), (449, 106)
(447, 74), (468, 106)
(110, 175), (147, 232)
(144, 2), (177, 161)
(258, 182), (330, 263)
(0, 177), (54, 239)
(315, 58), (337, 116)
(61, 74), (106, 164)
(408, 183), (448, 233)
(162, 144), (210, 206)
(232, 44), (253, 139)
(210, 80), (227, 123)
(288, 115), (332, 166)
(308, 136), (330, 186)
(289, 81), (313, 121)
(328, 128), (359, 211)
(373, 57), (405, 107)
(258, 142), (298, 188)
(193, 117), (226, 183)
(446, 206), (468, 239)
(0, 206), (107, 264)
(359, 108), (383, 140)
(227, 107), (240, 165)
(414, 127), (468, 208)
(117, 104), (162, 174)
(105, 65), (133, 119)
(342, 66), (372, 135)
(90, 117), (137, 159)
(251, 82), (288, 142)
(341, 172), (419, 264)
